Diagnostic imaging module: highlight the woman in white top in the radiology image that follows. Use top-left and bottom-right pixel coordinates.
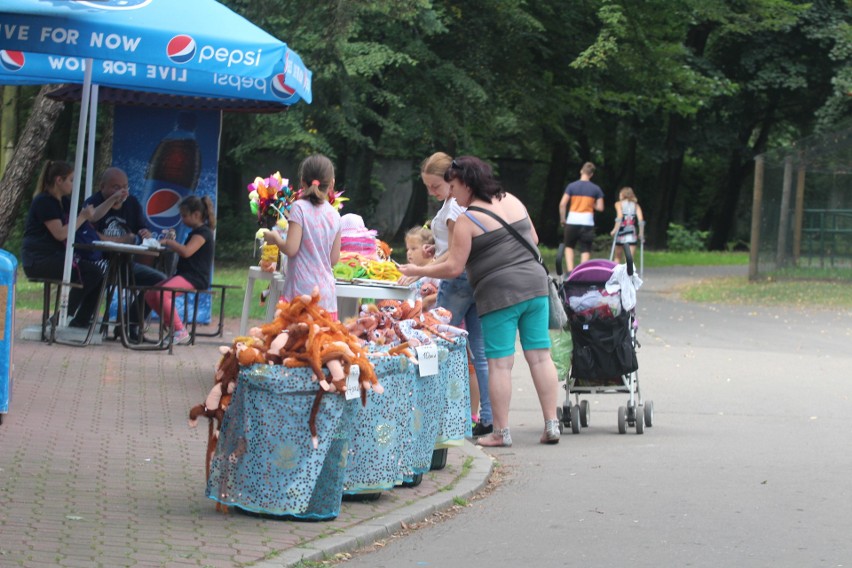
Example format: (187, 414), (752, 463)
(407, 152), (492, 436)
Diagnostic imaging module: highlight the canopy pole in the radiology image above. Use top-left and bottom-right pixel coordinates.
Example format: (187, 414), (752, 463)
(84, 84), (99, 200)
(59, 59), (94, 327)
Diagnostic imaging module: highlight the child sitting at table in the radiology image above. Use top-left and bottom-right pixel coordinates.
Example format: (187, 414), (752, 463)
(404, 225), (439, 310)
(262, 154), (342, 319)
(145, 195), (216, 345)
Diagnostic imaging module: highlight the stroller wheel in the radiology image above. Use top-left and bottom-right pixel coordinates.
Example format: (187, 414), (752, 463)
(402, 473), (423, 487)
(644, 400), (654, 427)
(617, 406), (627, 434)
(579, 400), (590, 428)
(559, 405), (571, 427)
(570, 405), (581, 434)
(635, 406), (645, 435)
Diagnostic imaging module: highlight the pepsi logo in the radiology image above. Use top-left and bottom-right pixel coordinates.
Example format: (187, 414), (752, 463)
(167, 35), (196, 65)
(0, 50), (25, 73)
(73, 0), (153, 9)
(146, 188), (183, 229)
(271, 74), (298, 103)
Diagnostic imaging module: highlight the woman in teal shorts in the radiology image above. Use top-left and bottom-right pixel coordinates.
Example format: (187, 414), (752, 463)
(398, 156), (560, 447)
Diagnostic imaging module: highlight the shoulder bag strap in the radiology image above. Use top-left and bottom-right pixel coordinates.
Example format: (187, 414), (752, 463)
(465, 205), (545, 268)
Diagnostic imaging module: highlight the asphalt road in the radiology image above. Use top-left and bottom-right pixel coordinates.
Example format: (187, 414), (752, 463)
(338, 265), (852, 568)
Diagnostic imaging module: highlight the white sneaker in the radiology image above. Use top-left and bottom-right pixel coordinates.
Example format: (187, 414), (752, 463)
(173, 329), (192, 345)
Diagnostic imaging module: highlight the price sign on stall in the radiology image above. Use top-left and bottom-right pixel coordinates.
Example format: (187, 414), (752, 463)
(345, 364), (361, 400)
(415, 344), (439, 377)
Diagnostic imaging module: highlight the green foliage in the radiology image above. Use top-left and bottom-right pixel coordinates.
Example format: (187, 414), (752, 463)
(4, 0), (849, 256)
(667, 223), (709, 252)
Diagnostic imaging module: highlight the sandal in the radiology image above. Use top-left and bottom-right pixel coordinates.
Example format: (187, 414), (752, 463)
(477, 427), (512, 447)
(540, 419), (561, 444)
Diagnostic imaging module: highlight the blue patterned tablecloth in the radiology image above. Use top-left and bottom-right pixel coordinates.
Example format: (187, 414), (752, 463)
(344, 338), (470, 491)
(343, 354), (413, 494)
(207, 339), (472, 509)
(435, 337), (472, 447)
(206, 365), (350, 520)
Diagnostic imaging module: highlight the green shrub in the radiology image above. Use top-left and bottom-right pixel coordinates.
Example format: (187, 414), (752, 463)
(667, 223), (709, 252)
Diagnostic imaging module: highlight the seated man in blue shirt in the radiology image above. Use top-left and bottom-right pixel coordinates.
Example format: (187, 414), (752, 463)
(84, 167), (167, 341)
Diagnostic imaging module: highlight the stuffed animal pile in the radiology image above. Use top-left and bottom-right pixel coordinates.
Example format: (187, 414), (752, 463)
(189, 287), (385, 467)
(188, 343), (240, 511)
(188, 289), (470, 490)
(344, 300), (468, 363)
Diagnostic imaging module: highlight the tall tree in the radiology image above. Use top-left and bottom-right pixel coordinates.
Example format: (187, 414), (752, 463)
(0, 86), (65, 247)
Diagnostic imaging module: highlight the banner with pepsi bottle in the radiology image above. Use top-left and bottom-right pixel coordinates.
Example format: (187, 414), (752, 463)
(113, 105), (221, 323)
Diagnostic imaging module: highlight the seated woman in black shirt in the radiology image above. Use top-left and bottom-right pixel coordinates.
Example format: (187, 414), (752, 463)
(21, 160), (125, 328)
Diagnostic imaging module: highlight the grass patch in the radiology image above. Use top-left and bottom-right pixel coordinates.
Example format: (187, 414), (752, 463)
(539, 246), (852, 308)
(538, 247), (749, 272)
(641, 250), (749, 267)
(13, 263), (269, 321)
(680, 275), (852, 309)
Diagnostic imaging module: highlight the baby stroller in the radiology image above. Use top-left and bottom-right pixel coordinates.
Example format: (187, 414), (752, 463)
(554, 243), (653, 434)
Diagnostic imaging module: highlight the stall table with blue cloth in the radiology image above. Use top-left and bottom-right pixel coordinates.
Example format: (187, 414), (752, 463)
(206, 365), (351, 520)
(206, 339), (471, 518)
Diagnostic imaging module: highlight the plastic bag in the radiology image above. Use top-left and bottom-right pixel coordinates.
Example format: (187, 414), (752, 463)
(549, 328), (573, 380)
(547, 277), (568, 330)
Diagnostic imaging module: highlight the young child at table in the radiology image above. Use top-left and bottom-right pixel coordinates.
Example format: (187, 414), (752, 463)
(145, 195), (216, 345)
(404, 226), (439, 310)
(263, 154), (342, 319)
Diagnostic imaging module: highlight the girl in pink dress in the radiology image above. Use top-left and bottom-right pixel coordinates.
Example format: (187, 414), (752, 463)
(263, 154), (342, 319)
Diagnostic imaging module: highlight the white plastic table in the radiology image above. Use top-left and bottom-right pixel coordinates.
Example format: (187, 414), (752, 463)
(238, 266), (286, 335)
(240, 274), (414, 333)
(335, 282), (414, 320)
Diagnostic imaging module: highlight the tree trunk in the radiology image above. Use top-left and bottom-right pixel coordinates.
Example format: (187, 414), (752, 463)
(706, 150), (751, 250)
(537, 141), (571, 246)
(0, 86), (65, 248)
(344, 95), (388, 219)
(1, 86), (17, 178)
(392, 160), (430, 242)
(704, 116), (773, 250)
(650, 114), (686, 246)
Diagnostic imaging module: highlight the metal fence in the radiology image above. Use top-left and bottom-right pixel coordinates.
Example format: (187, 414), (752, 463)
(749, 127), (852, 278)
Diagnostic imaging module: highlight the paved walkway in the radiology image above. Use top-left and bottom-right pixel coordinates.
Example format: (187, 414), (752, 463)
(0, 309), (492, 568)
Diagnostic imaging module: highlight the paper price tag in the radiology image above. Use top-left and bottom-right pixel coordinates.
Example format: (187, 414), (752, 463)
(345, 364), (361, 400)
(415, 344), (439, 377)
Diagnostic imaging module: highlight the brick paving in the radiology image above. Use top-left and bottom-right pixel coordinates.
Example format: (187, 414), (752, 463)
(1, 309), (491, 568)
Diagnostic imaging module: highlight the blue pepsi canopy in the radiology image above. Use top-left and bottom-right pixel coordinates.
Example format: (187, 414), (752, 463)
(0, 49), (305, 107)
(0, 0), (311, 105)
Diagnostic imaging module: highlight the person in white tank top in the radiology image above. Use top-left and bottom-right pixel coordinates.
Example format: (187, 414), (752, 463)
(610, 186), (645, 263)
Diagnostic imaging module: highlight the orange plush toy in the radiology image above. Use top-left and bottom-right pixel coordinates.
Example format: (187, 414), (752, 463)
(211, 288), (383, 451)
(188, 344), (240, 512)
(233, 335), (267, 366)
(276, 288), (384, 396)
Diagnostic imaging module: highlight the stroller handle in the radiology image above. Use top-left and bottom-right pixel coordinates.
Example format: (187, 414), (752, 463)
(555, 243), (566, 277)
(621, 242), (634, 276)
(557, 241), (633, 276)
